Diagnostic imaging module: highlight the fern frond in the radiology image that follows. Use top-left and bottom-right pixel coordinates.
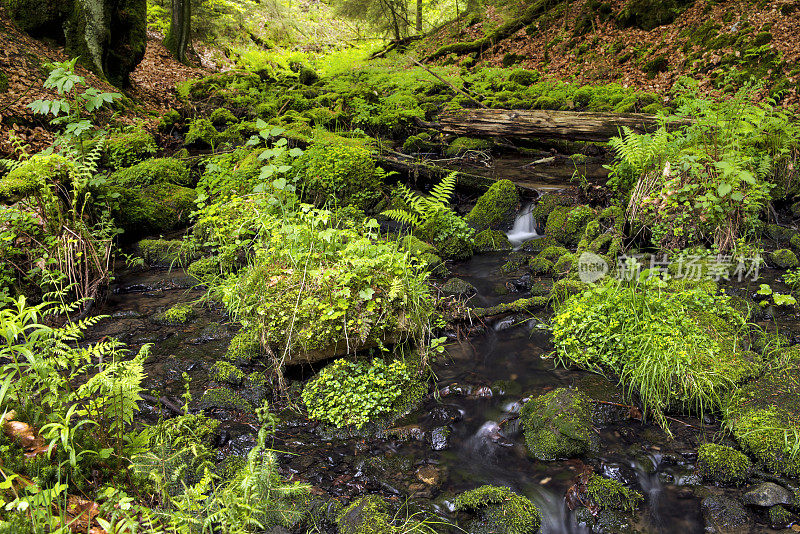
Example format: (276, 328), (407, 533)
(382, 209), (421, 227)
(429, 172), (456, 205)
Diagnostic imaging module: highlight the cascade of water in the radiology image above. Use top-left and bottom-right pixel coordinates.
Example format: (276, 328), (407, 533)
(506, 203), (538, 248)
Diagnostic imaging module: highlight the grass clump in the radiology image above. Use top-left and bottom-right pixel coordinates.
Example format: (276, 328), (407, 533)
(302, 357), (425, 429)
(552, 278), (759, 430)
(453, 485), (541, 534)
(696, 443), (752, 484)
(336, 495), (439, 534)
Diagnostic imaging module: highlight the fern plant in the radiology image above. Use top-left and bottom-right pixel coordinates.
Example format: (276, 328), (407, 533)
(382, 173), (474, 259)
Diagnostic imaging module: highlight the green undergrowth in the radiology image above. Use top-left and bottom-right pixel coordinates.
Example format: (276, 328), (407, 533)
(552, 277), (759, 431)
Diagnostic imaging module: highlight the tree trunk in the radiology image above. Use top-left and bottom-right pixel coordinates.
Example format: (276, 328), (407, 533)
(165, 0), (191, 63)
(435, 108), (670, 142)
(416, 0), (422, 34)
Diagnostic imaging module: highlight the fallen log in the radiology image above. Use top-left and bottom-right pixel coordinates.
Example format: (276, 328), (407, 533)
(434, 109), (668, 142)
(376, 150), (539, 197)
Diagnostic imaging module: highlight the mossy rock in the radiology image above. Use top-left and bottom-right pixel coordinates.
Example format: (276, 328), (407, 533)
(225, 327), (263, 365)
(550, 279), (588, 306)
(508, 68), (540, 86)
(724, 348), (800, 477)
(399, 234), (436, 256)
(520, 388), (594, 461)
(465, 179), (520, 232)
(453, 485), (541, 534)
(553, 252), (577, 278)
(617, 0), (692, 30)
(766, 224), (794, 243)
(209, 360), (245, 386)
(531, 193), (576, 225)
(521, 235), (558, 254)
(441, 277), (477, 297)
(544, 205), (595, 246)
(0, 154), (73, 204)
(529, 255), (554, 275)
(696, 443), (752, 485)
(402, 133), (436, 153)
(474, 229), (513, 252)
(445, 136), (493, 157)
(134, 238), (199, 267)
(153, 303), (196, 325)
(209, 107), (238, 128)
(185, 118), (220, 148)
(110, 158), (192, 188)
(186, 255), (234, 283)
(586, 474), (643, 512)
(769, 249), (798, 269)
(158, 109), (182, 132)
(336, 495), (430, 534)
(198, 386), (254, 413)
(112, 183), (197, 239)
(104, 126), (157, 170)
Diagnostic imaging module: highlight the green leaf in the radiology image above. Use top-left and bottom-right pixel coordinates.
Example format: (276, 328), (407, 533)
(717, 182), (732, 197)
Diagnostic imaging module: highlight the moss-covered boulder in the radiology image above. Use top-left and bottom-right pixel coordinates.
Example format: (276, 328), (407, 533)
(531, 193), (575, 226)
(110, 158), (192, 188)
(724, 346), (800, 477)
(225, 327), (263, 365)
(134, 238), (199, 266)
(529, 255), (554, 275)
(520, 388), (594, 460)
(198, 386), (254, 413)
(453, 485), (541, 534)
(113, 183), (197, 239)
(474, 229), (513, 252)
(586, 474), (643, 512)
(544, 205), (595, 246)
(445, 136), (493, 156)
(152, 303), (196, 325)
(549, 279), (588, 306)
(104, 126), (157, 169)
(465, 179), (520, 232)
(696, 443), (752, 485)
(0, 154), (73, 204)
(441, 277), (477, 297)
(209, 360), (245, 386)
(769, 249), (799, 269)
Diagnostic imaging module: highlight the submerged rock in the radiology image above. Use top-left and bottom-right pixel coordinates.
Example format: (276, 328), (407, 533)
(520, 387), (594, 461)
(701, 495), (752, 533)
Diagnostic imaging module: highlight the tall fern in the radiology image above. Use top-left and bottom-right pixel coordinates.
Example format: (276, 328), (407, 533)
(382, 172), (457, 228)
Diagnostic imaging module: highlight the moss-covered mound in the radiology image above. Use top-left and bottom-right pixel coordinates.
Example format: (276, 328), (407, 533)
(135, 238), (199, 267)
(474, 229), (513, 252)
(445, 136), (493, 156)
(110, 158), (192, 188)
(544, 205), (595, 246)
(585, 474), (643, 512)
(770, 249), (799, 269)
(724, 347), (800, 477)
(453, 485), (541, 534)
(153, 303), (196, 325)
(104, 126), (157, 170)
(520, 388), (594, 460)
(0, 154), (73, 204)
(696, 443), (752, 485)
(465, 179), (520, 232)
(113, 183), (197, 239)
(531, 193), (575, 225)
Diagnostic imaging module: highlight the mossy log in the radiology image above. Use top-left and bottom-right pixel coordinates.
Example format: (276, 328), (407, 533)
(435, 109), (670, 142)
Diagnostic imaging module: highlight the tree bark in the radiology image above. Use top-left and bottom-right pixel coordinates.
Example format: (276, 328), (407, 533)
(165, 0), (191, 64)
(435, 108), (668, 142)
(416, 0), (422, 34)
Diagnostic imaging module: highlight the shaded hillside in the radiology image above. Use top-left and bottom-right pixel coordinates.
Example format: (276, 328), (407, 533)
(416, 0), (800, 107)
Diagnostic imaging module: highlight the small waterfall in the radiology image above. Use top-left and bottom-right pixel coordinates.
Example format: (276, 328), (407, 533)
(506, 204), (538, 248)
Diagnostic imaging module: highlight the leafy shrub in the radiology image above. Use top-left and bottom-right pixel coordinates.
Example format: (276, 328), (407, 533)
(302, 358), (421, 428)
(552, 278), (759, 429)
(611, 80), (799, 251)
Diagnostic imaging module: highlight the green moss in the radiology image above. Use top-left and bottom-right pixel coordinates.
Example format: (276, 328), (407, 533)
(529, 255), (554, 275)
(154, 303), (196, 325)
(209, 360), (245, 386)
(725, 351), (800, 477)
(186, 255), (232, 282)
(470, 296), (549, 318)
(474, 229), (513, 252)
(550, 279), (588, 305)
(298, 66), (319, 85)
(110, 158), (191, 188)
(104, 126), (157, 170)
(112, 183), (197, 239)
(538, 246), (569, 262)
(198, 387), (254, 413)
(768, 505), (793, 527)
(508, 68), (540, 86)
(696, 443), (752, 485)
(0, 70), (7, 93)
(402, 133), (435, 153)
(586, 474), (643, 512)
(185, 118), (220, 148)
(209, 107), (238, 128)
(465, 179), (520, 231)
(553, 252), (577, 277)
(135, 238), (198, 266)
(544, 205), (595, 246)
(770, 249), (798, 269)
(336, 495), (394, 534)
(531, 194), (574, 225)
(158, 109), (182, 132)
(453, 485), (541, 534)
(291, 142), (383, 209)
(520, 388), (594, 460)
(445, 136), (493, 157)
(0, 154), (73, 203)
(399, 234), (436, 256)
(225, 327), (263, 364)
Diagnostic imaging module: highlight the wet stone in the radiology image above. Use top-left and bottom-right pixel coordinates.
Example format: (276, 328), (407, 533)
(741, 482), (791, 507)
(441, 277), (478, 297)
(430, 426), (451, 451)
(192, 322), (230, 343)
(701, 495), (753, 533)
(427, 404), (463, 424)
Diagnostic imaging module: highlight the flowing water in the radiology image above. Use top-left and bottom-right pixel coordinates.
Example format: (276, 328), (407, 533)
(506, 203), (539, 249)
(82, 217), (796, 533)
